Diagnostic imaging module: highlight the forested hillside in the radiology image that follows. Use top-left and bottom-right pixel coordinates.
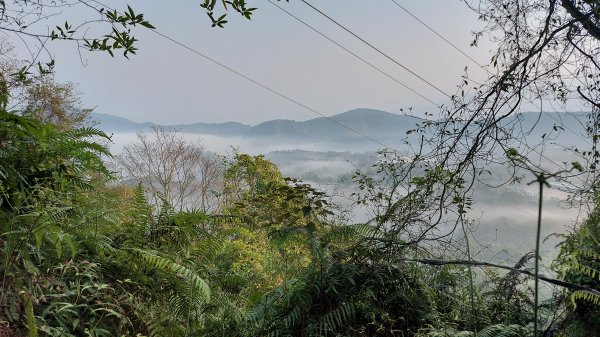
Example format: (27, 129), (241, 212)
(2, 0), (600, 337)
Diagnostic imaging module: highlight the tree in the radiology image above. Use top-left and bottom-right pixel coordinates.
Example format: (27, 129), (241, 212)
(0, 2), (152, 59)
(21, 78), (96, 130)
(0, 0), (264, 79)
(0, 37), (21, 92)
(0, 104), (124, 335)
(0, 37), (96, 130)
(115, 126), (224, 212)
(426, 0), (600, 194)
(554, 192), (600, 336)
(5, 1), (600, 335)
(222, 152), (285, 209)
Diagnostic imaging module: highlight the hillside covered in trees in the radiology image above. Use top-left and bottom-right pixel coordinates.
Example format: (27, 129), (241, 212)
(2, 0), (600, 336)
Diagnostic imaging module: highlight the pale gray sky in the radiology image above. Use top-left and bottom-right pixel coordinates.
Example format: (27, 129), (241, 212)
(33, 1), (494, 124)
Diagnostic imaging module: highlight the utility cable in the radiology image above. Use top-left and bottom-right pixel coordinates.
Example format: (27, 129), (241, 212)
(148, 29), (398, 150)
(389, 0), (487, 71)
(387, 0), (488, 89)
(265, 0), (440, 108)
(300, 0), (452, 99)
(89, 0), (399, 151)
(270, 0), (585, 181)
(387, 0), (591, 147)
(90, 0), (587, 182)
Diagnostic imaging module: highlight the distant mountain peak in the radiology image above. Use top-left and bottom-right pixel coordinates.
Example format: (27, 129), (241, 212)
(94, 109), (590, 154)
(333, 108), (399, 117)
(94, 109), (424, 145)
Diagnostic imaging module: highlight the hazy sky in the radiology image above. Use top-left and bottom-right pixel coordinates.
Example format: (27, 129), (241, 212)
(29, 1), (494, 124)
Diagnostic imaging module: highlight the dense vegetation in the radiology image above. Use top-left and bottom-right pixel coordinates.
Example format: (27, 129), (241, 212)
(0, 82), (599, 336)
(2, 0), (600, 336)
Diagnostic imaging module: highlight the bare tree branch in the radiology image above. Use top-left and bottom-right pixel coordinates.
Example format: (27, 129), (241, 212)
(402, 257), (600, 297)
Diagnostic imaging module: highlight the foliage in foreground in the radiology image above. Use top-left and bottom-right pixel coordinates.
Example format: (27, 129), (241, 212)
(1, 108), (600, 337)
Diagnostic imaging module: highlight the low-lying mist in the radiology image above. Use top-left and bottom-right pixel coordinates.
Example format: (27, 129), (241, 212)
(108, 132), (385, 155)
(108, 130), (585, 267)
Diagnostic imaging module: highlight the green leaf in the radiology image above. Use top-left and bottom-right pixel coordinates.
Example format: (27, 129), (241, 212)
(22, 292), (38, 337)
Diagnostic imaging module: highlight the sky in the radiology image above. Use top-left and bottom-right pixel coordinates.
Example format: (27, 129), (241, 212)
(5, 0), (583, 252)
(14, 1), (494, 125)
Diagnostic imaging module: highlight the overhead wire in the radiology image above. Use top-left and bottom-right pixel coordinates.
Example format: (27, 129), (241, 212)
(264, 1), (573, 183)
(388, 0), (487, 71)
(299, 0), (453, 99)
(88, 0), (399, 152)
(90, 0), (589, 186)
(387, 0), (488, 89)
(265, 0), (440, 108)
(388, 0), (590, 147)
(383, 0), (591, 180)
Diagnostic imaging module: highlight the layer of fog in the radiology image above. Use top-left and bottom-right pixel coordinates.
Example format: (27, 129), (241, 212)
(108, 130), (584, 268)
(107, 132), (383, 155)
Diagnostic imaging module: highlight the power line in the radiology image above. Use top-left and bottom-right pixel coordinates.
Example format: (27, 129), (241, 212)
(278, 1), (587, 185)
(149, 30), (399, 150)
(265, 0), (440, 108)
(89, 0), (398, 151)
(386, 0), (488, 89)
(388, 0), (487, 71)
(90, 0), (588, 185)
(291, 0), (584, 159)
(386, 0), (586, 141)
(274, 0), (589, 153)
(300, 0), (452, 99)
(385, 1), (591, 147)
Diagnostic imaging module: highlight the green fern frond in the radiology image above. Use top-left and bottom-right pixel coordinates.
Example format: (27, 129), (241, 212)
(453, 332), (474, 337)
(573, 249), (600, 261)
(69, 139), (112, 157)
(571, 290), (600, 308)
(46, 206), (77, 223)
(190, 235), (226, 263)
(441, 324), (528, 337)
(64, 126), (111, 143)
(283, 305), (300, 328)
(567, 260), (600, 282)
(129, 248), (211, 302)
(266, 330), (282, 337)
(477, 324), (528, 337)
(146, 315), (175, 337)
(320, 302), (355, 332)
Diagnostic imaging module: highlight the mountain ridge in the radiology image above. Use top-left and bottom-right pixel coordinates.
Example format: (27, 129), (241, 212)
(94, 109), (590, 151)
(94, 108), (422, 141)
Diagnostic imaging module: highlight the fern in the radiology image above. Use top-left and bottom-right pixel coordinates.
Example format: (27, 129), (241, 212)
(568, 260), (600, 281)
(421, 324), (529, 337)
(571, 290), (600, 308)
(146, 315), (175, 337)
(22, 291), (38, 337)
(567, 249), (600, 282)
(479, 324), (529, 337)
(190, 235), (226, 264)
(129, 248), (211, 302)
(574, 249), (600, 261)
(319, 302), (355, 332)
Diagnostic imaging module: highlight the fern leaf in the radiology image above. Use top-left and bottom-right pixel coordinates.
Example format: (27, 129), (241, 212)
(574, 249), (600, 261)
(571, 290), (600, 308)
(476, 324), (528, 337)
(320, 302), (355, 332)
(567, 260), (600, 282)
(130, 248), (211, 302)
(21, 291), (38, 337)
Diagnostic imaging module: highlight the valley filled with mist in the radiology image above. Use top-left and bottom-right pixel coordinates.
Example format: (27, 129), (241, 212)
(4, 1), (600, 334)
(97, 108), (587, 265)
